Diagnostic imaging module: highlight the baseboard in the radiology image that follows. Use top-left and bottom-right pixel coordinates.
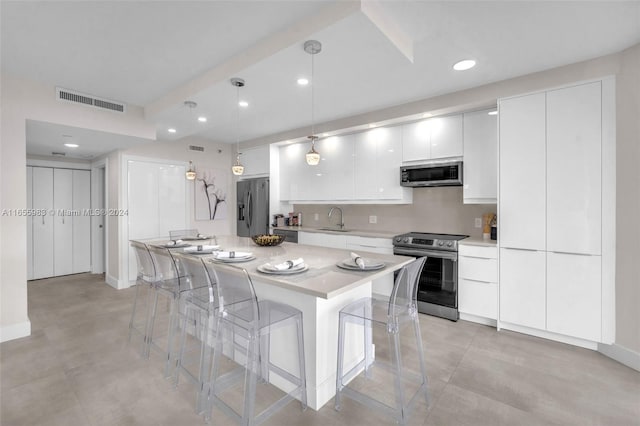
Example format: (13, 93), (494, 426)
(0, 320), (32, 343)
(460, 312), (497, 327)
(498, 321), (598, 350)
(598, 343), (640, 372)
(106, 274), (130, 290)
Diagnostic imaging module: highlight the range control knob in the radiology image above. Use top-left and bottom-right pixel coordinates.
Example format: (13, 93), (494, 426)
(447, 242), (453, 247)
(438, 241), (444, 246)
(403, 237), (410, 243)
(394, 237), (402, 243)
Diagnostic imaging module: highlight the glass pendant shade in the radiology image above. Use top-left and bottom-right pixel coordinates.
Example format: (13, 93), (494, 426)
(232, 155), (244, 175)
(306, 137), (320, 165)
(185, 161), (196, 180)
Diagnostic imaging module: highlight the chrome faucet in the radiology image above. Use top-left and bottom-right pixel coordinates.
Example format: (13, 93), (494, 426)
(328, 206), (345, 229)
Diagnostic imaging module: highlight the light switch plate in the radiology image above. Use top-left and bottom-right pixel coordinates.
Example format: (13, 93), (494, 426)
(369, 215), (377, 224)
(475, 218), (482, 228)
(314, 213), (319, 221)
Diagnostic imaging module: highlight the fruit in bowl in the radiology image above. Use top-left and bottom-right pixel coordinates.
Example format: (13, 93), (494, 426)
(251, 234), (286, 246)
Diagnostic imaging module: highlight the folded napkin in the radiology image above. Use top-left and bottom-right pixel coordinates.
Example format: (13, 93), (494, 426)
(184, 245), (219, 252)
(196, 233), (205, 238)
(166, 239), (183, 246)
(266, 258), (304, 271)
(215, 251), (252, 259)
(351, 252), (366, 269)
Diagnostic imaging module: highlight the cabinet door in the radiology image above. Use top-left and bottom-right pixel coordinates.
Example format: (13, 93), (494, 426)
(279, 144), (301, 200)
(546, 82), (602, 255)
(430, 114), (463, 159)
(53, 168), (73, 276)
(27, 167), (34, 280)
(241, 145), (270, 176)
(298, 232), (347, 249)
(547, 252), (601, 342)
(499, 93), (546, 250)
(32, 167), (54, 279)
(354, 127), (403, 200)
(463, 109), (497, 203)
(401, 120), (430, 162)
(459, 279), (498, 319)
(72, 170), (91, 273)
(499, 248), (546, 329)
(314, 135), (355, 200)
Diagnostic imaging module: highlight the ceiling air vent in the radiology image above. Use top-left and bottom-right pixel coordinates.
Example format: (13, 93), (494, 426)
(188, 145), (205, 152)
(56, 87), (126, 113)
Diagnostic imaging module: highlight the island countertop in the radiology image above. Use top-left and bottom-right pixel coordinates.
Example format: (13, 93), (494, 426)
(173, 235), (413, 299)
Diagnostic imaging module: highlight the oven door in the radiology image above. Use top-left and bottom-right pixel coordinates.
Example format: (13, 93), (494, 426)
(393, 247), (458, 309)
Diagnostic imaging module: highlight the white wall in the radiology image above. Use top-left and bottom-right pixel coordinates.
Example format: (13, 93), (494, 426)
(0, 73), (155, 342)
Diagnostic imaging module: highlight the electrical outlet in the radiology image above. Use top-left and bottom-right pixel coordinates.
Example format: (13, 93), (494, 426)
(475, 217), (482, 228)
(314, 213), (319, 221)
(369, 215), (377, 224)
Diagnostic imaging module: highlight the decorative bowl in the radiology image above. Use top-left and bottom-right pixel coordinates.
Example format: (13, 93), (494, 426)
(251, 234), (286, 247)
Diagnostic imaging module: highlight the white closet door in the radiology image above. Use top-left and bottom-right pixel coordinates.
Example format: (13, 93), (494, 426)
(72, 170), (91, 273)
(32, 167), (54, 279)
(27, 167), (34, 280)
(157, 164), (187, 235)
(499, 93), (546, 250)
(54, 169), (73, 276)
(546, 82), (602, 255)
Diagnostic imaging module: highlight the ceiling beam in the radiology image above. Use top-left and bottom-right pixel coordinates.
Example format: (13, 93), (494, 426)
(361, 0), (414, 63)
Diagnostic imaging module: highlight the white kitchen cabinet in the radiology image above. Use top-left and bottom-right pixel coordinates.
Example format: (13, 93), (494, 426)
(546, 252), (602, 342)
(402, 115), (463, 163)
(499, 248), (546, 330)
(354, 127), (409, 201)
(463, 109), (497, 204)
(345, 235), (393, 255)
(26, 167), (34, 280)
(499, 92), (546, 251)
(72, 170), (91, 273)
(298, 231), (347, 249)
(239, 145), (270, 177)
(32, 167), (54, 279)
(458, 244), (498, 321)
(546, 82), (602, 255)
(279, 143), (305, 201)
(314, 135), (355, 200)
(53, 168), (74, 276)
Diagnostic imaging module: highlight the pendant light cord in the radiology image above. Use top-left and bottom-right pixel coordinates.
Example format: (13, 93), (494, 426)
(310, 49), (315, 140)
(236, 84), (240, 159)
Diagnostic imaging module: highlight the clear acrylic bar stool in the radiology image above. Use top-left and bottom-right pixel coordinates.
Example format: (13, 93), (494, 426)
(204, 261), (307, 426)
(171, 252), (218, 414)
(128, 240), (157, 356)
(169, 229), (199, 240)
(146, 244), (189, 377)
(335, 257), (429, 425)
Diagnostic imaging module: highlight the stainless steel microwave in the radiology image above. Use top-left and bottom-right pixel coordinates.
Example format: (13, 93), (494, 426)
(400, 161), (463, 187)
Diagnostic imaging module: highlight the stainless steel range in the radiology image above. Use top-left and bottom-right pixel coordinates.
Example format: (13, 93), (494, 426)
(393, 232), (468, 321)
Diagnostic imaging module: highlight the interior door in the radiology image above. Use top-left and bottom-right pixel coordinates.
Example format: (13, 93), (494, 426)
(54, 168), (73, 276)
(27, 167), (33, 280)
(32, 167), (54, 279)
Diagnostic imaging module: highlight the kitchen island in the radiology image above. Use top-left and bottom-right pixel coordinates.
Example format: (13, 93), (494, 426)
(177, 235), (414, 410)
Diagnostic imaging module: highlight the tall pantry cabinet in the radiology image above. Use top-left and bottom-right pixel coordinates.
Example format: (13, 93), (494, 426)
(498, 78), (615, 345)
(27, 166), (91, 279)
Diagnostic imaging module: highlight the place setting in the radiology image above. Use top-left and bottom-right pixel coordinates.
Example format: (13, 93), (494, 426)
(337, 252), (385, 271)
(181, 233), (215, 241)
(158, 239), (191, 248)
(210, 250), (255, 263)
(257, 257), (308, 275)
(182, 244), (221, 255)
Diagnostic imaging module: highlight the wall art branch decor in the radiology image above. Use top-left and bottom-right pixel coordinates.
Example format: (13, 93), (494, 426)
(195, 168), (228, 221)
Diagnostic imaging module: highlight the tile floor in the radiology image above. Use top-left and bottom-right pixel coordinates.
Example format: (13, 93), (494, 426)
(1, 273), (639, 426)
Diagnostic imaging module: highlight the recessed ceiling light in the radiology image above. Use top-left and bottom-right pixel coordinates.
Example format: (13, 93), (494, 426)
(64, 143), (79, 148)
(238, 101), (249, 108)
(297, 78), (309, 86)
(168, 128), (177, 133)
(453, 59), (476, 71)
(198, 116), (207, 122)
(488, 110), (498, 115)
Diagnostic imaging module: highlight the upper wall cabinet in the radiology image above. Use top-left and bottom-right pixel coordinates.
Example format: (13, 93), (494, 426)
(463, 109), (497, 204)
(239, 145), (270, 177)
(402, 115), (463, 163)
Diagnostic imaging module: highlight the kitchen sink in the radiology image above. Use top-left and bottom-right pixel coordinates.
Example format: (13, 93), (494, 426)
(317, 227), (351, 233)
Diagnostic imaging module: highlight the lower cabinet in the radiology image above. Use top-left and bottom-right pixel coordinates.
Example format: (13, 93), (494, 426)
(298, 231), (347, 249)
(458, 244), (498, 321)
(499, 248), (546, 329)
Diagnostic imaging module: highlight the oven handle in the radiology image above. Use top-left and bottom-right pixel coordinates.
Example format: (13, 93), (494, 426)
(393, 247), (457, 261)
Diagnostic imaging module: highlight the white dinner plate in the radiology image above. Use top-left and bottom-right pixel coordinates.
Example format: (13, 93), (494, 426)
(183, 245), (220, 255)
(160, 242), (191, 248)
(212, 255), (256, 263)
(257, 264), (308, 275)
(337, 259), (385, 271)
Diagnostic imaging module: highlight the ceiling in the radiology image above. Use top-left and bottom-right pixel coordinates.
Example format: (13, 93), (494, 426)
(2, 1), (639, 158)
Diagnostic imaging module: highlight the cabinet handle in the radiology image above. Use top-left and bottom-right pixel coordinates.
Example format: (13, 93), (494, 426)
(42, 216), (45, 225)
(461, 278), (493, 284)
(502, 247), (541, 252)
(550, 251), (597, 257)
(460, 255), (495, 260)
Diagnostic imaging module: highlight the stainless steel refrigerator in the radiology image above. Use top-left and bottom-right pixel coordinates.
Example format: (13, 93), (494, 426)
(236, 177), (269, 237)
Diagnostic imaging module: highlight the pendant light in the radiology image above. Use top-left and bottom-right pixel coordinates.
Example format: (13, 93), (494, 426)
(304, 40), (322, 166)
(185, 160), (196, 180)
(231, 77), (245, 176)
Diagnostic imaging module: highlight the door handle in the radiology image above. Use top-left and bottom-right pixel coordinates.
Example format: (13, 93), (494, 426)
(246, 192), (252, 228)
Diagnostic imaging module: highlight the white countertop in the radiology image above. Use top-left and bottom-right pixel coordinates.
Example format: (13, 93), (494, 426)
(272, 226), (401, 239)
(459, 237), (497, 247)
(160, 236), (413, 299)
